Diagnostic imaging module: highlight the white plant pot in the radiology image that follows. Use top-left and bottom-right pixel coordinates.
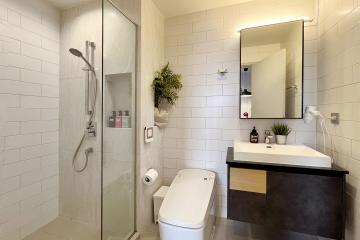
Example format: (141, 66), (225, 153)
(154, 107), (169, 128)
(276, 135), (287, 145)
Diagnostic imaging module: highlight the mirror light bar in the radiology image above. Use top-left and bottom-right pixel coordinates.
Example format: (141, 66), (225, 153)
(237, 16), (313, 32)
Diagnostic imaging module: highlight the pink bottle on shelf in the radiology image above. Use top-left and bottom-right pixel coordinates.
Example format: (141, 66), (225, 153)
(115, 111), (122, 128)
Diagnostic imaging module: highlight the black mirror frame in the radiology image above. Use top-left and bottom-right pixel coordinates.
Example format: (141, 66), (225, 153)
(239, 20), (305, 120)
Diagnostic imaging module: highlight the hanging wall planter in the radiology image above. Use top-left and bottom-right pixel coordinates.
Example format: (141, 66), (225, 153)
(152, 63), (182, 128)
(154, 108), (169, 127)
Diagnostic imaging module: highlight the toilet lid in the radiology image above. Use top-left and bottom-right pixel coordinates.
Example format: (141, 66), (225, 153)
(159, 169), (215, 229)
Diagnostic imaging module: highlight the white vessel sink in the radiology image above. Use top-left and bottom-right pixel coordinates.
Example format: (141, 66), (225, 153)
(234, 142), (332, 168)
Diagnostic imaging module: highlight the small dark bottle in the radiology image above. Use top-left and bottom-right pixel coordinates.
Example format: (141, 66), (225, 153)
(108, 112), (115, 128)
(250, 127), (259, 143)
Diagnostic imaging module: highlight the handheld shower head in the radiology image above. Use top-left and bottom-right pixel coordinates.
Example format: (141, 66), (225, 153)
(69, 48), (94, 71)
(69, 48), (83, 58)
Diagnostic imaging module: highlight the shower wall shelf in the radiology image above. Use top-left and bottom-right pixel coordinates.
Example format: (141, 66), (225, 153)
(104, 72), (133, 128)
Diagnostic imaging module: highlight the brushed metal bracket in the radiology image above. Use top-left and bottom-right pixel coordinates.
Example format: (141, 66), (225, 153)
(330, 113), (340, 125)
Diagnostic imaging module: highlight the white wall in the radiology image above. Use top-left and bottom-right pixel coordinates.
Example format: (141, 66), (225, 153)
(0, 0), (60, 239)
(317, 1), (360, 239)
(138, 0), (165, 234)
(163, 0), (318, 217)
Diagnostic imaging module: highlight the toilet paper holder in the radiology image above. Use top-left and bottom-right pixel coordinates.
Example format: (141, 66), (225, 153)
(143, 168), (159, 186)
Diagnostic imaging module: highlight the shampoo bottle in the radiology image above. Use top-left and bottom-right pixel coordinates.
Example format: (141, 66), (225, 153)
(250, 127), (259, 143)
(115, 111), (122, 128)
(108, 112), (115, 128)
(122, 111), (130, 128)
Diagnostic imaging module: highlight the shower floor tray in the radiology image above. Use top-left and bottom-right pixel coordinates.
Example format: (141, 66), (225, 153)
(22, 217), (100, 240)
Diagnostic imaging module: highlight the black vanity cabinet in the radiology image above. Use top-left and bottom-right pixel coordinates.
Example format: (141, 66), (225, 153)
(226, 147), (349, 240)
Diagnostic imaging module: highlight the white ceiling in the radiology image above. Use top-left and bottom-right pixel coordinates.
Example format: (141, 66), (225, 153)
(153, 0), (254, 18)
(46, 0), (93, 10)
(48, 0), (254, 15)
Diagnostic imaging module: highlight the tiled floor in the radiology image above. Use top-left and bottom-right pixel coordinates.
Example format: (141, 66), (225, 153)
(139, 218), (333, 240)
(23, 217), (332, 240)
(23, 217), (100, 240)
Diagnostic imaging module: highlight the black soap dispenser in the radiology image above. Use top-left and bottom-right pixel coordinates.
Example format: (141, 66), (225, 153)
(250, 127), (259, 143)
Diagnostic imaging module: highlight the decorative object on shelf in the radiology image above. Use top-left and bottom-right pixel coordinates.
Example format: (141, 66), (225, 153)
(108, 110), (131, 128)
(271, 123), (292, 145)
(152, 62), (182, 127)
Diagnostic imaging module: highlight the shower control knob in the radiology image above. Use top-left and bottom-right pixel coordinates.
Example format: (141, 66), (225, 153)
(86, 121), (97, 137)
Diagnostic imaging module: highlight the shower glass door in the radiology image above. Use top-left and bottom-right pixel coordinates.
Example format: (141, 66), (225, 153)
(102, 0), (136, 239)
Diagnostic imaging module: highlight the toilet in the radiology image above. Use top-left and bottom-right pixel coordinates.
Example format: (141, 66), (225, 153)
(159, 169), (216, 240)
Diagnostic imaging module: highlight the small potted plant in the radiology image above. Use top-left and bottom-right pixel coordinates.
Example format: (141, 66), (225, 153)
(271, 123), (292, 145)
(152, 63), (182, 127)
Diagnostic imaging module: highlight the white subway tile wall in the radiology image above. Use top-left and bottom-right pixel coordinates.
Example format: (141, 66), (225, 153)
(138, 0), (165, 233)
(317, 1), (360, 239)
(59, 1), (102, 230)
(163, 0), (318, 218)
(0, 0), (59, 239)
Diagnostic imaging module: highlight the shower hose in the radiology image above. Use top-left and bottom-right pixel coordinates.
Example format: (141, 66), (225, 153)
(72, 70), (98, 172)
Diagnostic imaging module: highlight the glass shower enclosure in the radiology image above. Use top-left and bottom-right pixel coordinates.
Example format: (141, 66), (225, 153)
(4, 0), (137, 239)
(102, 1), (137, 239)
(61, 0), (137, 238)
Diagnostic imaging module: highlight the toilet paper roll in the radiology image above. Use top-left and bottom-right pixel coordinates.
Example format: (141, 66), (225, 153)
(143, 169), (159, 186)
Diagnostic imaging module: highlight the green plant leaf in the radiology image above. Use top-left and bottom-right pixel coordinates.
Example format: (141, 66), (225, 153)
(152, 62), (182, 108)
(271, 123), (292, 136)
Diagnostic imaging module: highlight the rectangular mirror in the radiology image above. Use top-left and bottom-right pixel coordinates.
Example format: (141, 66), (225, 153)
(240, 20), (304, 119)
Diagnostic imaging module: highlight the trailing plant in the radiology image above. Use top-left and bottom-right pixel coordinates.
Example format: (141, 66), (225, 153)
(272, 123), (292, 136)
(152, 63), (182, 108)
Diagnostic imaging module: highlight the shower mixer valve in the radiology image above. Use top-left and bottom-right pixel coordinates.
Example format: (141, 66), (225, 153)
(86, 121), (97, 137)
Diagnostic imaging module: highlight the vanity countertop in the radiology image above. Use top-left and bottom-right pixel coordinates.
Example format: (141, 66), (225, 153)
(226, 147), (349, 176)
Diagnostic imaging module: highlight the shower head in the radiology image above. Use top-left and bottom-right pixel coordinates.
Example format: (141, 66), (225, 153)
(69, 48), (83, 58)
(69, 48), (94, 71)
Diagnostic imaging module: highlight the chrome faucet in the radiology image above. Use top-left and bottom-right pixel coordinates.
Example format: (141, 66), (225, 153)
(265, 130), (273, 147)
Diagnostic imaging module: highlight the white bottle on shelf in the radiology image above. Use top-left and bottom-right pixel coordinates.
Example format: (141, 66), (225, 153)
(122, 111), (130, 128)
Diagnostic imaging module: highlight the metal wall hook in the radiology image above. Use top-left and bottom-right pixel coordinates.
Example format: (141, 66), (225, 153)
(218, 69), (228, 76)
